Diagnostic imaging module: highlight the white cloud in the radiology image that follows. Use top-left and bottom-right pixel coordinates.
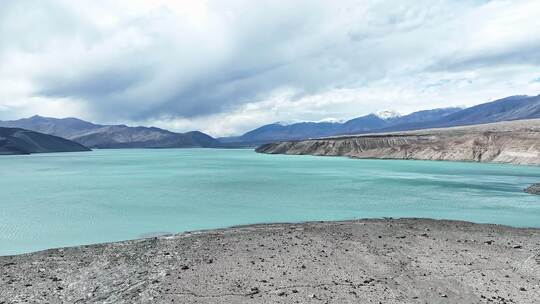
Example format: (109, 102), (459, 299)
(0, 0), (539, 135)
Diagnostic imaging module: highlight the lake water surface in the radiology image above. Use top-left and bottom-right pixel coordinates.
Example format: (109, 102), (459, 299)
(1, 148), (539, 255)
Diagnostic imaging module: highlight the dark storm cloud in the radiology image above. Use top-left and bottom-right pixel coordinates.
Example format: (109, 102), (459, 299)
(38, 67), (152, 100)
(430, 42), (540, 72)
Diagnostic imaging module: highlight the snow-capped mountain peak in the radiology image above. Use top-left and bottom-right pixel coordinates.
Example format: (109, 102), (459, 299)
(375, 110), (401, 120)
(314, 117), (345, 124)
(275, 120), (302, 126)
(275, 118), (344, 125)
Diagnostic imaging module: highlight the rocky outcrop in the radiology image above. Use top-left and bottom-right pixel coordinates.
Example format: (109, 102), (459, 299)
(257, 119), (540, 166)
(1, 219), (538, 303)
(525, 183), (540, 194)
(0, 127), (90, 155)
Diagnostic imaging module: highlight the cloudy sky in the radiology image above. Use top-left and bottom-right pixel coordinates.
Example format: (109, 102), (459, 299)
(1, 0), (540, 136)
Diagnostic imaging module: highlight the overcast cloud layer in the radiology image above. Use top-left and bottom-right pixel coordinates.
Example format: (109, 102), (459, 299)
(1, 0), (540, 136)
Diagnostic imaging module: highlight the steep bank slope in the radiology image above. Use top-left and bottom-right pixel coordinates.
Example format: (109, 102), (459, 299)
(0, 127), (90, 155)
(1, 219), (538, 303)
(257, 119), (540, 165)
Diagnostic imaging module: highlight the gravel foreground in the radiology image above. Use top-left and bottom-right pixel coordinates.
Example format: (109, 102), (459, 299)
(1, 218), (539, 304)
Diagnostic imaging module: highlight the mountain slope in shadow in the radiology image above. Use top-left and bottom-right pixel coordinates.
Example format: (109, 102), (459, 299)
(0, 127), (91, 155)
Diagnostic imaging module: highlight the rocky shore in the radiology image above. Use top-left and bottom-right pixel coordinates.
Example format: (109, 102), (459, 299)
(256, 119), (540, 166)
(525, 183), (540, 195)
(1, 218), (539, 303)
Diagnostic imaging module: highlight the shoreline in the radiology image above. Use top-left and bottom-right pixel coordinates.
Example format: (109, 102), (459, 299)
(3, 216), (540, 258)
(1, 218), (539, 303)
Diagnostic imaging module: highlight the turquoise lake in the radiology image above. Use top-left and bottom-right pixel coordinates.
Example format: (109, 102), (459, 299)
(1, 148), (539, 255)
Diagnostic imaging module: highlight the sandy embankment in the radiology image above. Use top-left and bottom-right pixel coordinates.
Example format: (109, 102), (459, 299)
(1, 218), (539, 304)
(256, 119), (540, 166)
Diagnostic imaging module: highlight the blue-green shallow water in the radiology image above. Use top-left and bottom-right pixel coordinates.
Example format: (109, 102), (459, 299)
(1, 149), (539, 255)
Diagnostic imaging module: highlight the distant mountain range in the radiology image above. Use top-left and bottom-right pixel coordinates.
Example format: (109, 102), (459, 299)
(0, 127), (90, 155)
(221, 94), (540, 145)
(1, 94), (539, 150)
(220, 108), (462, 145)
(0, 116), (221, 149)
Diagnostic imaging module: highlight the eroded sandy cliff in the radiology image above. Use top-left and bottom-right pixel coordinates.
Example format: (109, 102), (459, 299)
(257, 119), (540, 166)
